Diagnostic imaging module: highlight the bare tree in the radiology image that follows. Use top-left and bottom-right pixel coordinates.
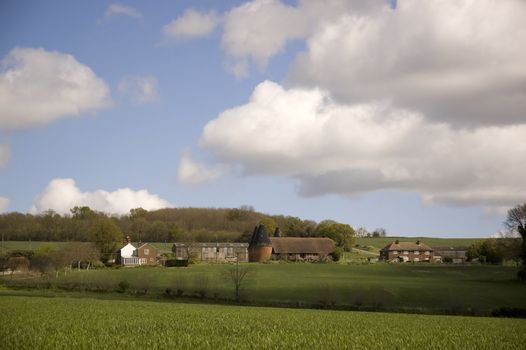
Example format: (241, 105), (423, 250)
(225, 255), (253, 301)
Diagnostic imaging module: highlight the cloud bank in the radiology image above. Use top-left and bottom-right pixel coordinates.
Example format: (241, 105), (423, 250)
(200, 81), (526, 208)
(289, 0), (526, 125)
(31, 178), (172, 215)
(0, 47), (111, 129)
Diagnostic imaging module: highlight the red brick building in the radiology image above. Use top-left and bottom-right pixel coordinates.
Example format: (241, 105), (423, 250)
(380, 240), (434, 262)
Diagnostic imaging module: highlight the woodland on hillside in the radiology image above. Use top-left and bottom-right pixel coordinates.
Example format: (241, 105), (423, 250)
(0, 206), (355, 249)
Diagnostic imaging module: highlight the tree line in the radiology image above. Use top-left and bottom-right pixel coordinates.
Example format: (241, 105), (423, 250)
(0, 206), (356, 249)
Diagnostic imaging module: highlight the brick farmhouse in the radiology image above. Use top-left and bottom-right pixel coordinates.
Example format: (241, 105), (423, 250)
(379, 240), (435, 262)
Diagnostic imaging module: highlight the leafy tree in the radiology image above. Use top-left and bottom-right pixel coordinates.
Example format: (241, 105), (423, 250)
(89, 218), (123, 263)
(504, 203), (526, 279)
(70, 206), (99, 220)
(372, 228), (387, 237)
(129, 207), (148, 220)
(258, 217), (277, 237)
(314, 220), (355, 251)
(466, 239), (504, 264)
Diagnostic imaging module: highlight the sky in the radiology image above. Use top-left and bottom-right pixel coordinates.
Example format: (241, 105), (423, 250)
(1, 0), (525, 237)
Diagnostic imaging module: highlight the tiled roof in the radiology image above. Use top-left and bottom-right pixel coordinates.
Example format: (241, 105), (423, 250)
(249, 224), (272, 247)
(381, 241), (433, 251)
(270, 237), (335, 254)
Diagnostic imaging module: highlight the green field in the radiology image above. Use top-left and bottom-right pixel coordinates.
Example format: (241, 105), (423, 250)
(354, 237), (483, 251)
(6, 264), (524, 314)
(0, 296), (524, 349)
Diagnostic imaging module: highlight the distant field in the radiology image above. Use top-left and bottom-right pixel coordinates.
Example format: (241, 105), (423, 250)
(6, 263), (524, 314)
(355, 237), (484, 251)
(0, 296), (524, 349)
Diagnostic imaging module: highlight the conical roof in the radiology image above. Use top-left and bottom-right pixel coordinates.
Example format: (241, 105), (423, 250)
(249, 225), (258, 246)
(249, 224), (272, 247)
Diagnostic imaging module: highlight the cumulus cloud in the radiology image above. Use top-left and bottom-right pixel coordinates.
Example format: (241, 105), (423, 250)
(0, 143), (10, 168)
(163, 9), (220, 40)
(221, 0), (308, 68)
(0, 47), (111, 130)
(0, 197), (9, 213)
(118, 76), (158, 104)
(177, 149), (223, 185)
(105, 4), (143, 20)
(289, 0), (526, 125)
(30, 178), (172, 215)
(200, 81), (526, 208)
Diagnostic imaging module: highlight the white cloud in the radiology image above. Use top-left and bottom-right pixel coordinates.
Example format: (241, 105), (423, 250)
(200, 81), (526, 208)
(30, 178), (172, 215)
(289, 0), (526, 125)
(118, 76), (158, 104)
(220, 0), (385, 75)
(0, 143), (10, 168)
(0, 47), (111, 130)
(177, 149), (223, 185)
(0, 197), (9, 213)
(163, 9), (220, 40)
(221, 0), (309, 68)
(105, 4), (143, 20)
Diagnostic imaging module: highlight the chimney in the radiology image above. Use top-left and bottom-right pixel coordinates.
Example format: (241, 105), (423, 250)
(395, 239), (399, 244)
(416, 240), (420, 245)
(126, 235), (131, 244)
(274, 227), (282, 237)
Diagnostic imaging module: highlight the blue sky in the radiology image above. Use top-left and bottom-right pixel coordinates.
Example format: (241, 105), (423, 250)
(1, 0), (525, 237)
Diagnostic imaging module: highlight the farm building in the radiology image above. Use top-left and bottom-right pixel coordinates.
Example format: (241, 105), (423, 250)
(432, 246), (467, 263)
(379, 240), (434, 262)
(270, 237), (335, 261)
(117, 238), (158, 266)
(248, 224), (273, 262)
(171, 243), (249, 262)
(248, 224), (337, 262)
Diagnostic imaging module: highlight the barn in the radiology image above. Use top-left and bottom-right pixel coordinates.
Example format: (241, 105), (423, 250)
(270, 237), (335, 261)
(172, 243), (249, 262)
(247, 224), (336, 262)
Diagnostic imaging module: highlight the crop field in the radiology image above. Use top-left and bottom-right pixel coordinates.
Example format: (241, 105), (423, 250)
(6, 263), (525, 314)
(0, 296), (524, 349)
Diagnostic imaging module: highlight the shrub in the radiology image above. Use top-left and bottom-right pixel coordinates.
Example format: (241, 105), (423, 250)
(331, 248), (343, 262)
(117, 280), (130, 293)
(165, 259), (188, 267)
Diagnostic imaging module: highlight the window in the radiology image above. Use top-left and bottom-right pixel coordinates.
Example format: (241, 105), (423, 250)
(403, 251), (408, 255)
(392, 251), (398, 254)
(425, 251), (430, 255)
(144, 249), (149, 255)
(414, 251), (420, 255)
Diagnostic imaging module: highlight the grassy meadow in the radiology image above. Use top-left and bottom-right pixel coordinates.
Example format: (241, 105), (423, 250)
(5, 263), (525, 315)
(354, 237), (484, 252)
(1, 296), (524, 349)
